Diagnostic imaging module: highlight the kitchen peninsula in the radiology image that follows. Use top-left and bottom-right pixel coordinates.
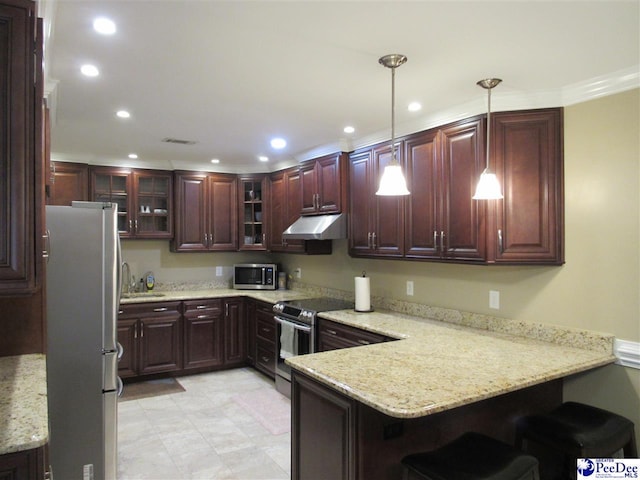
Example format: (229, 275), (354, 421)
(287, 308), (615, 480)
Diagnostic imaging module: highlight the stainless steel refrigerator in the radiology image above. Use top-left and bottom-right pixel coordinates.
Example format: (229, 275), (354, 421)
(46, 201), (122, 480)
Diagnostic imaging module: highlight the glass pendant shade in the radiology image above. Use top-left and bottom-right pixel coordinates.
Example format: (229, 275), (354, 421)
(473, 78), (503, 200)
(472, 168), (503, 200)
(377, 164), (411, 196)
(375, 54), (410, 196)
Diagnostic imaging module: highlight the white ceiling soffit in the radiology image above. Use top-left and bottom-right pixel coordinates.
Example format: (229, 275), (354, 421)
(41, 1), (639, 173)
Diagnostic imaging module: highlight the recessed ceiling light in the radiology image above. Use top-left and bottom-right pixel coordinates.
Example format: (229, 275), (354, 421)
(116, 110), (130, 119)
(93, 17), (116, 35)
(211, 158), (220, 164)
(408, 102), (422, 112)
(343, 126), (355, 134)
(258, 156), (269, 162)
(80, 64), (99, 77)
(270, 138), (286, 149)
(128, 153), (138, 159)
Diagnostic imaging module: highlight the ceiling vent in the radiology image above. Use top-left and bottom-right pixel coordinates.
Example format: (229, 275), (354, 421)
(162, 137), (197, 145)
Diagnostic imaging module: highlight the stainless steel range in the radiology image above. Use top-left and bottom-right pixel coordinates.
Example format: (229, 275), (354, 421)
(272, 297), (354, 396)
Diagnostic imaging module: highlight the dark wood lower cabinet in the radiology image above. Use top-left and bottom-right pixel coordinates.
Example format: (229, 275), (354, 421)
(183, 299), (224, 370)
(119, 297), (249, 381)
(0, 446), (46, 480)
(292, 372), (356, 480)
(118, 301), (182, 378)
(252, 301), (277, 378)
(291, 371), (562, 480)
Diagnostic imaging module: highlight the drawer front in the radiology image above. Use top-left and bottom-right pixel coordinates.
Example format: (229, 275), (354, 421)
(183, 299), (222, 315)
(256, 313), (276, 343)
(119, 301), (181, 318)
(256, 339), (275, 376)
(318, 319), (386, 347)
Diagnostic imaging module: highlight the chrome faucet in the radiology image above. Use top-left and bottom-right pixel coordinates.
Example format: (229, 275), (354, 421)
(121, 262), (133, 294)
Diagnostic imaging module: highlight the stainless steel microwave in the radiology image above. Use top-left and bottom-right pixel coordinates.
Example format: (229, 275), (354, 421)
(233, 264), (277, 290)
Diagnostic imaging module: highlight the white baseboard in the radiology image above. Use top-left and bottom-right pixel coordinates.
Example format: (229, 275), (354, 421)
(614, 339), (640, 369)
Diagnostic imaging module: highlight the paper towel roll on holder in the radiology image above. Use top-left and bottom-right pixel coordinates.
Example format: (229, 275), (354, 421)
(354, 271), (374, 313)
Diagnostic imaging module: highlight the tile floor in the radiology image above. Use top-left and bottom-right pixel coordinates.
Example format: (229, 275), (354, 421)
(117, 368), (291, 479)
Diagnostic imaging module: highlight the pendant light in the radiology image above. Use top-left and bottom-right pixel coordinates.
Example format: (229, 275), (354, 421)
(472, 78), (503, 200)
(376, 54), (410, 196)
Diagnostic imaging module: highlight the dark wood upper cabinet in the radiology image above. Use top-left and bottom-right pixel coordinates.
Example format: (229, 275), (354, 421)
(172, 171), (238, 252)
(351, 109), (563, 265)
(405, 117), (486, 262)
(90, 166), (133, 235)
(0, 0), (43, 295)
(299, 153), (347, 215)
(46, 161), (89, 206)
(349, 144), (405, 258)
(90, 167), (173, 239)
(487, 108), (564, 264)
(269, 167), (305, 253)
(238, 175), (268, 251)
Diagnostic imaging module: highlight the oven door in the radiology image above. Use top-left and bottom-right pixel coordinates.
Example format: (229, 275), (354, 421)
(274, 315), (314, 382)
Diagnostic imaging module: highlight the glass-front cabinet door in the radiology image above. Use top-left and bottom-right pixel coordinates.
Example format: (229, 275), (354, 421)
(239, 176), (267, 250)
(133, 170), (173, 239)
(90, 167), (133, 236)
(90, 166), (173, 239)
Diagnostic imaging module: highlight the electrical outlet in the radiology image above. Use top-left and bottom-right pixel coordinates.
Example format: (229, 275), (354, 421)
(295, 267), (302, 279)
(489, 290), (500, 309)
(215, 266), (223, 277)
(406, 280), (414, 296)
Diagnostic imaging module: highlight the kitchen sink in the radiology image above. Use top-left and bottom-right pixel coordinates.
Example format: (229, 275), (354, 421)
(121, 292), (166, 299)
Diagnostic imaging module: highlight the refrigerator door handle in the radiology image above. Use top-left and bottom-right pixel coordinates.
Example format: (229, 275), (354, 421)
(117, 376), (124, 397)
(103, 351), (118, 392)
(116, 342), (124, 361)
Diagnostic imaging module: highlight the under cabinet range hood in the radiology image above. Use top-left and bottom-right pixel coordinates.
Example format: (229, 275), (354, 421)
(282, 213), (347, 240)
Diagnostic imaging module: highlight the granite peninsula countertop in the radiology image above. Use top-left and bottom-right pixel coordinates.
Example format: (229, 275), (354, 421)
(0, 354), (48, 455)
(119, 288), (309, 305)
(286, 309), (616, 419)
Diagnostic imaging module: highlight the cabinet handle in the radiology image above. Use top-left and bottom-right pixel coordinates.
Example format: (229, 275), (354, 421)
(357, 339), (370, 345)
(367, 232), (372, 248)
(204, 233), (208, 246)
(498, 229), (503, 253)
(225, 303), (229, 317)
(440, 231), (445, 252)
(262, 233), (266, 245)
(196, 305), (207, 309)
(134, 325), (137, 339)
(129, 219), (132, 231)
(261, 356), (270, 363)
(325, 329), (337, 336)
(433, 231), (438, 251)
(197, 314), (208, 319)
(261, 327), (270, 333)
(139, 322), (144, 338)
(153, 307), (168, 312)
(43, 229), (51, 262)
(372, 232), (377, 250)
(134, 219), (138, 233)
(118, 310), (123, 315)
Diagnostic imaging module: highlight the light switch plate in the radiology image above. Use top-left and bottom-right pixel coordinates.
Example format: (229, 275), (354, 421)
(489, 290), (500, 309)
(406, 281), (414, 296)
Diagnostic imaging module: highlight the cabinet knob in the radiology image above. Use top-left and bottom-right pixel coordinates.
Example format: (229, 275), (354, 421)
(153, 307), (168, 312)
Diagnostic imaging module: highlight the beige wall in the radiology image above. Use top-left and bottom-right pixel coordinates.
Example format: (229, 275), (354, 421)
(122, 89), (640, 438)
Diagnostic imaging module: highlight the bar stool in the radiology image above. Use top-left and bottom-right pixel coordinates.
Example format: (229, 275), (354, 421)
(401, 432), (540, 480)
(515, 402), (637, 480)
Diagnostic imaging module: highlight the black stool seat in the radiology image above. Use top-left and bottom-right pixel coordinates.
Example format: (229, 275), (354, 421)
(515, 401), (637, 458)
(401, 432), (540, 480)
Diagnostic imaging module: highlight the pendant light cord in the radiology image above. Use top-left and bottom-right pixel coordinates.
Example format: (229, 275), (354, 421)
(485, 85), (491, 170)
(391, 66), (397, 164)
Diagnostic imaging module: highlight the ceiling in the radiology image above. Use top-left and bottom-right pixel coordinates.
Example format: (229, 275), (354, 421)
(43, 1), (639, 174)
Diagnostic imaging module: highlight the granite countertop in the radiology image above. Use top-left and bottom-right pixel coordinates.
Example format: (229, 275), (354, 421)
(0, 354), (48, 455)
(119, 288), (309, 305)
(286, 309), (616, 419)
